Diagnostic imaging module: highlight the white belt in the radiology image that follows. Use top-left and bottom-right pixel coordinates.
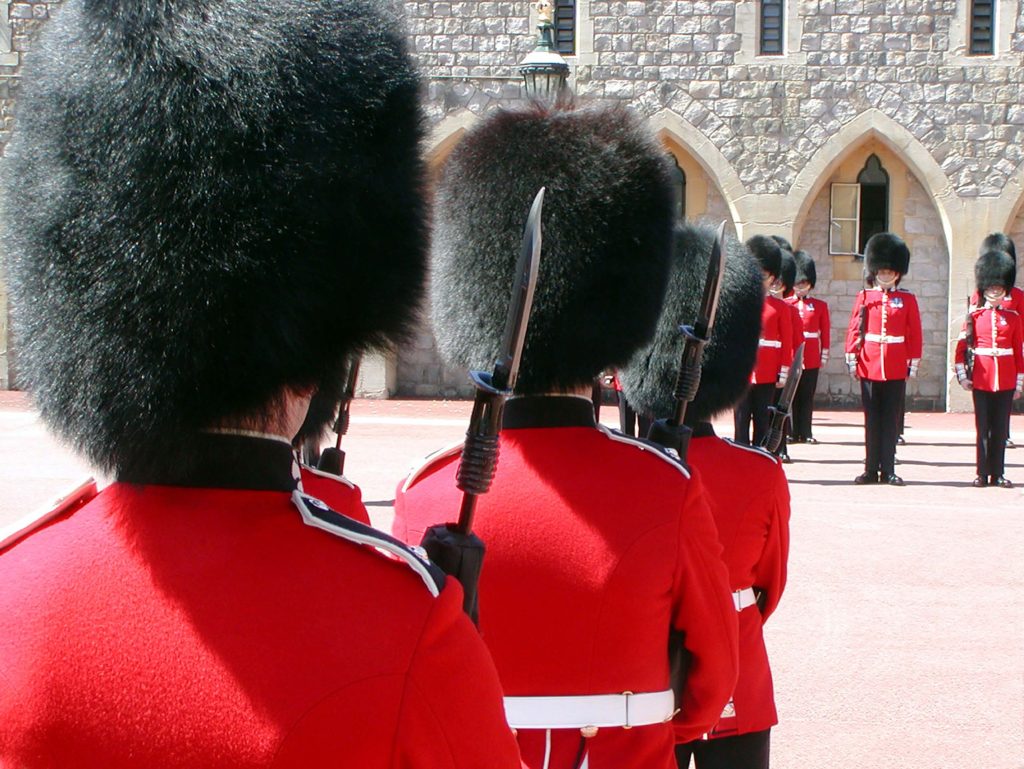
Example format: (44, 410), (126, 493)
(758, 339), (782, 348)
(733, 587), (758, 611)
(973, 347), (1014, 357)
(864, 333), (904, 344)
(504, 689), (676, 729)
(803, 331), (820, 339)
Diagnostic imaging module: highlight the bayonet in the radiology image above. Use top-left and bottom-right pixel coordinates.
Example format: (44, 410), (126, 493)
(762, 343), (805, 455)
(420, 187), (544, 622)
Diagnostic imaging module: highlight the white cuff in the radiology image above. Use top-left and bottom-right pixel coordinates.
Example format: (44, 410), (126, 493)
(955, 364), (967, 382)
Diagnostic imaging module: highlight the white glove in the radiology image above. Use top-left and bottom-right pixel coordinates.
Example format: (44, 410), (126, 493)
(821, 349), (830, 367)
(777, 366), (789, 388)
(908, 359), (920, 378)
(845, 353), (858, 378)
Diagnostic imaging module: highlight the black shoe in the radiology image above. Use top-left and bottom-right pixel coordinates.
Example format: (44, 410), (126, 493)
(854, 472), (879, 485)
(883, 474), (905, 486)
(779, 453), (793, 464)
(897, 436), (906, 446)
(993, 476), (1014, 488)
(790, 436), (805, 444)
(972, 476), (988, 488)
(806, 436), (819, 445)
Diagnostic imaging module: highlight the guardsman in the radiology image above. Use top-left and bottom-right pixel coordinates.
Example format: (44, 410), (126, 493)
(621, 223), (790, 769)
(769, 247), (804, 463)
(0, 2), (521, 766)
(845, 233), (923, 486)
(393, 103), (738, 769)
(969, 233), (1022, 448)
(955, 250), (1024, 487)
(734, 236), (794, 446)
(786, 250), (831, 445)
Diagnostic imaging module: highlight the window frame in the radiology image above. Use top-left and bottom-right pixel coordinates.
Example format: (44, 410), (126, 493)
(759, 0), (785, 56)
(968, 0), (995, 55)
(829, 183), (861, 257)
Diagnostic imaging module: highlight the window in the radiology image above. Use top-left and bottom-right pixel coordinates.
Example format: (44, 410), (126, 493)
(760, 0), (784, 55)
(1, 0), (19, 67)
(553, 0), (575, 56)
(669, 155), (686, 220)
(829, 155), (890, 256)
(969, 0), (994, 54)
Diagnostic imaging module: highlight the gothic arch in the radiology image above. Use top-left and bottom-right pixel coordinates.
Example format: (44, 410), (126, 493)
(788, 109), (958, 256)
(992, 157), (1024, 235)
(648, 108), (745, 228)
(425, 111), (480, 171)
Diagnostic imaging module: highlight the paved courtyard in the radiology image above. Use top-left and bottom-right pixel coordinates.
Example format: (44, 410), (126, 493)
(1, 390), (1022, 768)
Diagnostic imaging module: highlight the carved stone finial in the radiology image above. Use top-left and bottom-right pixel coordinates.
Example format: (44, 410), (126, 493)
(533, 0), (554, 24)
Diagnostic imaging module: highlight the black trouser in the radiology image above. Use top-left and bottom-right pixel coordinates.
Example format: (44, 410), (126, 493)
(897, 382), (906, 438)
(861, 378), (905, 476)
(790, 368), (819, 440)
(618, 395), (651, 439)
(675, 729), (771, 769)
(734, 383), (776, 446)
(974, 389), (1013, 478)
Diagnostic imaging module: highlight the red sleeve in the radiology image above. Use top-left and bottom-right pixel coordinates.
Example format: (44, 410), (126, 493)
(907, 294), (923, 360)
(845, 291), (864, 354)
(1013, 315), (1024, 376)
(819, 300), (831, 360)
(671, 478), (740, 742)
(753, 465), (790, 623)
(392, 479), (411, 544)
(399, 579), (523, 769)
(790, 308), (803, 365)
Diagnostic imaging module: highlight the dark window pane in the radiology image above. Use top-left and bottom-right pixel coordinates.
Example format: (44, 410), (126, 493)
(554, 0), (575, 56)
(760, 0), (784, 55)
(970, 0), (994, 54)
(857, 156), (889, 255)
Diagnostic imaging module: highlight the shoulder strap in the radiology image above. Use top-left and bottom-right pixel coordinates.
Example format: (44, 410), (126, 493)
(596, 425), (692, 478)
(0, 478), (99, 553)
(722, 437), (783, 466)
(292, 491), (446, 596)
(400, 440), (463, 493)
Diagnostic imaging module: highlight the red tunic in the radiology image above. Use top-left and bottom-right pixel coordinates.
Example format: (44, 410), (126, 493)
(751, 296), (796, 385)
(844, 287), (923, 381)
(686, 428), (790, 738)
(0, 436), (521, 769)
(955, 307), (1024, 392)
(785, 296), (831, 369)
(393, 396), (739, 769)
(299, 464), (370, 524)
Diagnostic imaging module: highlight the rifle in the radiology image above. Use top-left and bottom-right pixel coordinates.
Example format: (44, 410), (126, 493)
(419, 188), (544, 623)
(645, 221), (728, 462)
(762, 343), (805, 455)
(964, 296), (976, 381)
(856, 292), (868, 352)
(316, 355), (362, 476)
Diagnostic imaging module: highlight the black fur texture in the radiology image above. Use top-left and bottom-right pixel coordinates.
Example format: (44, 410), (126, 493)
(980, 232), (1016, 261)
(746, 235), (782, 279)
(620, 223), (764, 423)
(770, 235), (794, 253)
(976, 250), (1016, 294)
(431, 102), (675, 394)
(980, 232), (1016, 286)
(778, 249), (797, 292)
(794, 250), (817, 288)
(864, 232), (910, 276)
(0, 0), (427, 476)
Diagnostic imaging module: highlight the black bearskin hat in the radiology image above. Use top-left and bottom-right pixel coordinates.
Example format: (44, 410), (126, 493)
(431, 102), (675, 394)
(0, 0), (427, 477)
(620, 223), (764, 424)
(980, 232), (1016, 261)
(770, 235), (794, 253)
(794, 250), (817, 288)
(975, 250), (1016, 294)
(746, 235), (783, 279)
(864, 233), (910, 277)
(778, 249), (797, 292)
(981, 232), (1017, 286)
